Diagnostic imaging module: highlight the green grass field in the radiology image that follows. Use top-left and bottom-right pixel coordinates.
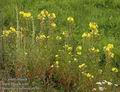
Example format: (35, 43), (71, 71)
(0, 0), (120, 92)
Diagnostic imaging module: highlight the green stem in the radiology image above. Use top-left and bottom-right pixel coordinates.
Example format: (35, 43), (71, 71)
(32, 17), (35, 45)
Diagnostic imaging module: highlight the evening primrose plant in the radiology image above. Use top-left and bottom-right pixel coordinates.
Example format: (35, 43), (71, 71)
(0, 9), (120, 92)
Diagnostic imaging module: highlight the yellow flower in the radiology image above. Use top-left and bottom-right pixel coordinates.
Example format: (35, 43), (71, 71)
(108, 52), (114, 58)
(79, 63), (87, 69)
(37, 14), (45, 20)
(87, 33), (91, 38)
(89, 47), (100, 53)
(85, 73), (94, 79)
(55, 61), (59, 65)
(74, 58), (77, 61)
(19, 11), (24, 15)
(96, 49), (100, 53)
(110, 52), (114, 58)
(38, 9), (49, 19)
(10, 27), (16, 32)
(91, 47), (95, 51)
(67, 46), (72, 51)
(76, 46), (82, 55)
(41, 9), (49, 17)
(104, 44), (114, 58)
(23, 12), (32, 18)
(86, 73), (91, 78)
(48, 13), (56, 19)
(64, 44), (73, 52)
(76, 46), (82, 51)
(39, 34), (46, 40)
(55, 55), (59, 58)
(51, 23), (57, 28)
(82, 32), (87, 38)
(62, 31), (68, 37)
(82, 32), (91, 38)
(107, 44), (114, 49)
(67, 16), (74, 23)
(62, 31), (65, 35)
(104, 44), (114, 52)
(89, 22), (98, 30)
(2, 27), (16, 37)
(55, 61), (59, 68)
(112, 67), (118, 73)
(3, 30), (10, 37)
(77, 52), (81, 55)
(56, 36), (62, 40)
(91, 29), (99, 35)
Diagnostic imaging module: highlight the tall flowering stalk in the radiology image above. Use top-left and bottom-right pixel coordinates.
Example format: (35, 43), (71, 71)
(31, 16), (35, 45)
(67, 16), (75, 44)
(103, 44), (114, 75)
(38, 9), (49, 34)
(16, 7), (20, 52)
(19, 10), (32, 51)
(104, 44), (114, 63)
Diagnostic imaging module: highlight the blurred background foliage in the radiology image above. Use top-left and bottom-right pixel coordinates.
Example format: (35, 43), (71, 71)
(0, 0), (120, 51)
(0, 0), (120, 34)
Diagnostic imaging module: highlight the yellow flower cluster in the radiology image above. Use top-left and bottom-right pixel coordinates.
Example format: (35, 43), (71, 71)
(82, 22), (99, 38)
(48, 13), (56, 19)
(56, 36), (62, 40)
(89, 22), (98, 31)
(82, 72), (94, 79)
(104, 44), (114, 58)
(51, 22), (57, 28)
(104, 44), (114, 51)
(37, 9), (49, 20)
(55, 61), (59, 68)
(112, 67), (118, 73)
(76, 46), (82, 55)
(36, 34), (46, 40)
(78, 63), (87, 69)
(89, 22), (99, 35)
(64, 44), (73, 55)
(64, 44), (72, 51)
(89, 47), (100, 53)
(50, 61), (59, 68)
(3, 27), (16, 37)
(67, 16), (74, 23)
(82, 32), (91, 38)
(62, 31), (69, 38)
(19, 11), (32, 18)
(37, 9), (56, 20)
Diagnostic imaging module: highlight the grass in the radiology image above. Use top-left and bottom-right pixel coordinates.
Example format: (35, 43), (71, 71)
(0, 0), (120, 92)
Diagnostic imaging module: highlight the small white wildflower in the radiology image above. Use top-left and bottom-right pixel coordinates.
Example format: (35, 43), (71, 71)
(96, 82), (102, 85)
(103, 80), (107, 83)
(74, 58), (77, 61)
(114, 84), (118, 87)
(92, 88), (97, 91)
(98, 87), (106, 91)
(101, 81), (106, 85)
(107, 82), (112, 86)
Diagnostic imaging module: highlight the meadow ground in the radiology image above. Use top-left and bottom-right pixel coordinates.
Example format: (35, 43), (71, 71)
(0, 0), (120, 92)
